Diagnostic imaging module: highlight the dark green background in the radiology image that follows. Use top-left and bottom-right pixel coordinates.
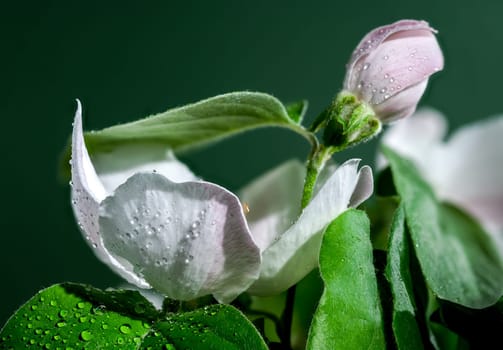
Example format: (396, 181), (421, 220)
(1, 0), (500, 325)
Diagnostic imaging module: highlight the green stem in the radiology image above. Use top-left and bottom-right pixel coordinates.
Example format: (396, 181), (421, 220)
(300, 144), (334, 209)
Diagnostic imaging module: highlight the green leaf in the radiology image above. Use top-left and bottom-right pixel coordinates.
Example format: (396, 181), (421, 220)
(285, 100), (308, 124)
(142, 304), (268, 350)
(84, 92), (311, 154)
(382, 146), (503, 308)
(59, 92), (314, 180)
(0, 283), (155, 349)
(307, 209), (386, 349)
(0, 283), (267, 349)
(385, 204), (424, 350)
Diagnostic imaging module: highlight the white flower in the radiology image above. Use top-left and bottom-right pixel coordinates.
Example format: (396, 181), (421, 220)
(379, 108), (503, 249)
(71, 101), (373, 302)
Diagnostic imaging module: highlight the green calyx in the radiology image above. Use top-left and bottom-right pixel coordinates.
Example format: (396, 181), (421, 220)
(320, 91), (381, 150)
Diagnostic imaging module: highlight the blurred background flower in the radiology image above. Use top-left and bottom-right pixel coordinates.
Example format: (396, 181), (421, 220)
(2, 0), (503, 325)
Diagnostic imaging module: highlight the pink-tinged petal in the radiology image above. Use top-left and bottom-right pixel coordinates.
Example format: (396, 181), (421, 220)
(92, 144), (198, 194)
(238, 160), (305, 251)
(356, 34), (442, 106)
(432, 117), (503, 230)
(248, 159), (372, 295)
(70, 101), (150, 288)
(378, 108), (447, 170)
(345, 20), (434, 91)
(344, 19), (443, 123)
(99, 173), (261, 303)
(373, 80), (427, 122)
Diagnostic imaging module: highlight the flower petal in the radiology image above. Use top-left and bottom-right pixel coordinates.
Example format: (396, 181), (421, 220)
(92, 145), (198, 194)
(359, 32), (443, 106)
(248, 159), (373, 295)
(238, 160), (305, 251)
(433, 116), (503, 231)
(378, 107), (447, 170)
(349, 165), (374, 207)
(99, 173), (261, 303)
(70, 101), (151, 288)
(345, 20), (435, 92)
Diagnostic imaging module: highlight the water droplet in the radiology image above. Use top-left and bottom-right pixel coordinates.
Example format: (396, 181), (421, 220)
(384, 94), (390, 100)
(77, 302), (86, 309)
(191, 221), (200, 229)
(116, 336), (125, 345)
(79, 316), (88, 323)
(27, 323), (33, 329)
(384, 73), (389, 79)
(408, 66), (413, 71)
(102, 323), (109, 330)
(31, 305), (38, 311)
(59, 310), (68, 318)
(56, 321), (66, 328)
(363, 63), (370, 70)
(383, 55), (389, 60)
(35, 328), (43, 335)
(119, 324), (132, 334)
(92, 305), (106, 315)
(389, 77), (395, 83)
(80, 330), (92, 341)
(380, 87), (387, 93)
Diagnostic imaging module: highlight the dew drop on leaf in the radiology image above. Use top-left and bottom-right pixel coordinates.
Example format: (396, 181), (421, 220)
(119, 324), (132, 334)
(80, 330), (92, 341)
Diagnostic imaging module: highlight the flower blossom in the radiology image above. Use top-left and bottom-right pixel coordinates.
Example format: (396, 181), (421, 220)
(344, 19), (444, 123)
(70, 101), (373, 302)
(379, 108), (503, 250)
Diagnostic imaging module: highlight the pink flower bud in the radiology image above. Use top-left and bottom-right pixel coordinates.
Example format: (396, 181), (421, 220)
(344, 20), (444, 123)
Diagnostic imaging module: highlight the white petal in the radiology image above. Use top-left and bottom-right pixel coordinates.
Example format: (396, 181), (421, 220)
(70, 101), (150, 288)
(378, 107), (447, 170)
(433, 116), (503, 230)
(349, 165), (374, 207)
(92, 145), (198, 194)
(238, 160), (305, 251)
(99, 173), (261, 303)
(248, 159), (372, 295)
